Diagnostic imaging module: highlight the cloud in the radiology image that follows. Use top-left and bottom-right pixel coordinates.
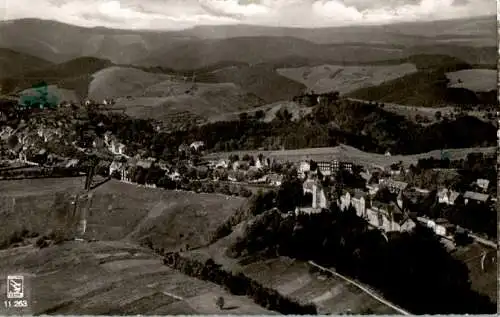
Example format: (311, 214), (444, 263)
(1, 0), (496, 29)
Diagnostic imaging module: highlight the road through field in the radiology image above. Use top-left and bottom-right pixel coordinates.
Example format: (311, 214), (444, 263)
(308, 261), (410, 315)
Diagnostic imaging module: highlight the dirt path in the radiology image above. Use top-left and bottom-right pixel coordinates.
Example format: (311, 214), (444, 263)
(308, 261), (410, 315)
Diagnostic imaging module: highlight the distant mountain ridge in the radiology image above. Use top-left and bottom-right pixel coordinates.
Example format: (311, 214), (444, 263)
(0, 48), (54, 79)
(0, 16), (496, 68)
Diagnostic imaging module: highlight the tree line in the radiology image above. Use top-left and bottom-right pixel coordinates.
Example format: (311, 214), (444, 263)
(163, 252), (318, 315)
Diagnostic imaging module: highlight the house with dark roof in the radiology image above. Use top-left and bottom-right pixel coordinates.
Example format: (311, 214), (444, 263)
(463, 191), (489, 204)
(366, 200), (415, 233)
(379, 178), (408, 194)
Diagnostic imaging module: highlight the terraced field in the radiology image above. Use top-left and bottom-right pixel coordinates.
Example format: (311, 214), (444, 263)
(0, 241), (274, 315)
(185, 222), (399, 315)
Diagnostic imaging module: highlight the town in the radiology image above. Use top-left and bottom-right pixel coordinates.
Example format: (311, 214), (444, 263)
(1, 99), (496, 248)
(0, 9), (497, 316)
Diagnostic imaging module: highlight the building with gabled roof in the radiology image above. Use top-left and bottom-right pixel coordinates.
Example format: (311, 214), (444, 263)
(437, 188), (460, 205)
(351, 189), (367, 218)
(379, 178), (408, 194)
(366, 200), (415, 233)
(190, 141), (205, 151)
(463, 191), (489, 204)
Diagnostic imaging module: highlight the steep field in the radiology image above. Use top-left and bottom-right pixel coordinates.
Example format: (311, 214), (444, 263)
(88, 66), (265, 124)
(347, 70), (495, 107)
(276, 63), (418, 95)
(0, 178), (249, 252)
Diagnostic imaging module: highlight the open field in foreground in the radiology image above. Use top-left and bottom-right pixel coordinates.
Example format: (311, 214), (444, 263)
(0, 241), (274, 315)
(204, 144), (496, 168)
(185, 223), (399, 315)
(0, 178), (248, 252)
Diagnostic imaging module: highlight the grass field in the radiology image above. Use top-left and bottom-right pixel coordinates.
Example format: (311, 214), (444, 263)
(346, 98), (493, 125)
(0, 178), (249, 252)
(88, 66), (264, 124)
(445, 69), (497, 92)
(0, 241), (274, 315)
(204, 144), (496, 168)
(276, 63), (417, 95)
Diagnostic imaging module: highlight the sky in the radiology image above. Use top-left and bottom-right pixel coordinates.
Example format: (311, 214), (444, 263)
(0, 0), (496, 30)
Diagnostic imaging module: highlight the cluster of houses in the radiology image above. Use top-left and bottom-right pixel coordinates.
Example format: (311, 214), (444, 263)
(293, 159), (494, 240)
(104, 141), (493, 242)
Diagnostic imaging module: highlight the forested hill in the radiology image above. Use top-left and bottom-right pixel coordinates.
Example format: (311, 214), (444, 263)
(154, 98), (496, 156)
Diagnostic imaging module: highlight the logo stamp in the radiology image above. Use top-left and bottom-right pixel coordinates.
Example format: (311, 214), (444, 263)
(6, 276), (24, 299)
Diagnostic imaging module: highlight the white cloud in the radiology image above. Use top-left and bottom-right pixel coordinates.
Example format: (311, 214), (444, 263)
(1, 0), (496, 29)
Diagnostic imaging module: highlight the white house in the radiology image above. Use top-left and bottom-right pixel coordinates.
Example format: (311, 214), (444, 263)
(339, 191), (351, 211)
(65, 159), (79, 168)
(359, 171), (371, 183)
(190, 141), (205, 151)
(476, 179), (490, 191)
(418, 216), (436, 231)
(169, 171), (181, 181)
(351, 191), (366, 218)
(303, 178), (315, 195)
(255, 158), (263, 169)
(312, 182), (327, 209)
(298, 161), (311, 178)
(434, 218), (452, 237)
(367, 201), (414, 233)
(317, 161), (334, 176)
(437, 188), (460, 205)
(298, 178), (327, 213)
(215, 159), (228, 169)
(268, 173), (283, 187)
(109, 160), (126, 177)
(366, 183), (380, 195)
(109, 140), (126, 156)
